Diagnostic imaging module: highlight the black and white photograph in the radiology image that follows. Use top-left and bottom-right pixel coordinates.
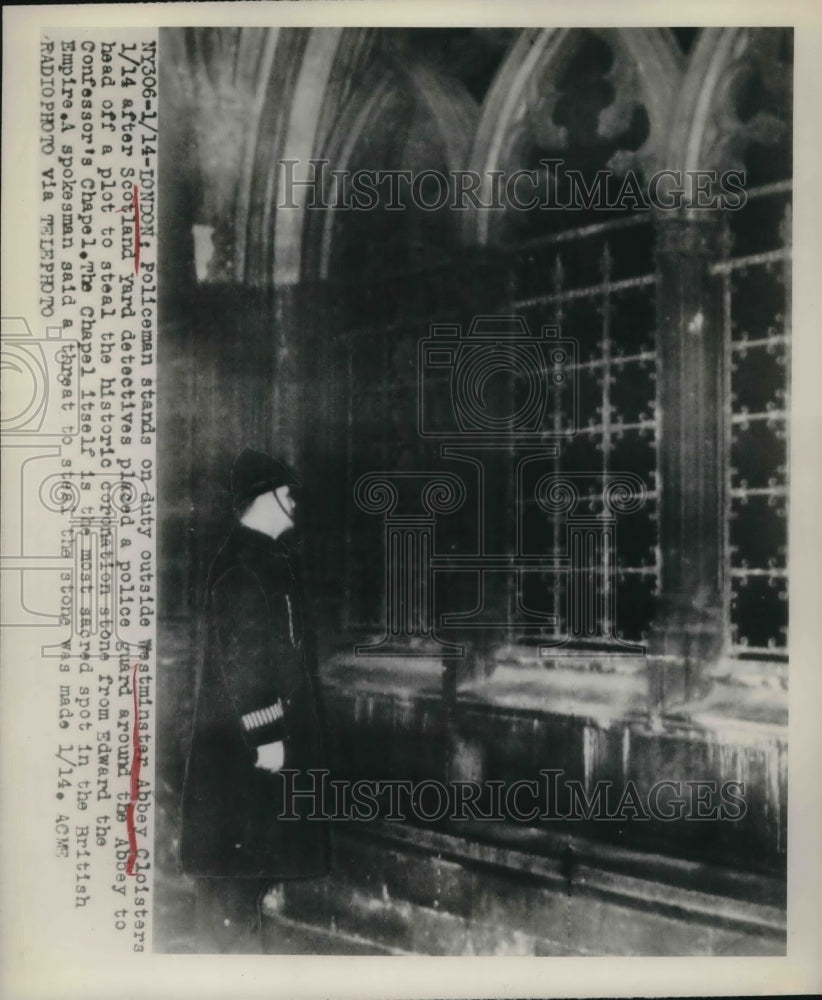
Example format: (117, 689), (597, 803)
(155, 23), (791, 956)
(3, 3), (822, 998)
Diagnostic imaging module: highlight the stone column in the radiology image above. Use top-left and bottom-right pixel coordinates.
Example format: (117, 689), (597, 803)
(649, 213), (725, 716)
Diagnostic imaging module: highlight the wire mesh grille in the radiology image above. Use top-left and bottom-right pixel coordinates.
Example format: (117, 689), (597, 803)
(713, 181), (791, 659)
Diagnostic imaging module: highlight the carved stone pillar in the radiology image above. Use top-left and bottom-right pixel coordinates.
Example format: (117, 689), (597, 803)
(649, 213), (724, 716)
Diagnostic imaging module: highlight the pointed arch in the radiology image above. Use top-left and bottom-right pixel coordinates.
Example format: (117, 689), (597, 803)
(665, 27), (792, 176)
(463, 27), (684, 245)
(237, 27), (345, 287)
(305, 55), (480, 281)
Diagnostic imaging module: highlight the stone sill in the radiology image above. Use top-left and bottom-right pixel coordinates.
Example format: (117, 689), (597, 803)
(667, 680), (787, 734)
(322, 647), (788, 744)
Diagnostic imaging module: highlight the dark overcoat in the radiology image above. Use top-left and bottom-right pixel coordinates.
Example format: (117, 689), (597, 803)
(180, 524), (330, 877)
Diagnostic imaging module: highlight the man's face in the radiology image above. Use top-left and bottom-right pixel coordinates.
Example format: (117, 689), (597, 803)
(242, 486), (296, 538)
(275, 485), (296, 522)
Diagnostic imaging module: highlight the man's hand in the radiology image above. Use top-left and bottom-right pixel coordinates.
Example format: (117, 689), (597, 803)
(255, 741), (285, 773)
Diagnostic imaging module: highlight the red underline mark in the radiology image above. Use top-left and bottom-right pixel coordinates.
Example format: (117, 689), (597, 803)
(133, 185), (141, 274)
(125, 662), (143, 876)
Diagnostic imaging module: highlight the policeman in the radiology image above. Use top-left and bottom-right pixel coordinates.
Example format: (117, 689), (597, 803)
(180, 449), (329, 952)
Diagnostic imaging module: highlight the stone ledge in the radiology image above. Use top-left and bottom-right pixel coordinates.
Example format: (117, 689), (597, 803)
(321, 648), (788, 738)
(279, 822), (785, 956)
(355, 821), (785, 934)
(320, 652), (788, 873)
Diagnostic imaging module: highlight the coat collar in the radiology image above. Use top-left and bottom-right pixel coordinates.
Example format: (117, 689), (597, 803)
(232, 522), (291, 554)
(230, 523), (306, 569)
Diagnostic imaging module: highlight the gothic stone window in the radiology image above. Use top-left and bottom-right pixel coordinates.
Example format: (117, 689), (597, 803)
(295, 27), (791, 708)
